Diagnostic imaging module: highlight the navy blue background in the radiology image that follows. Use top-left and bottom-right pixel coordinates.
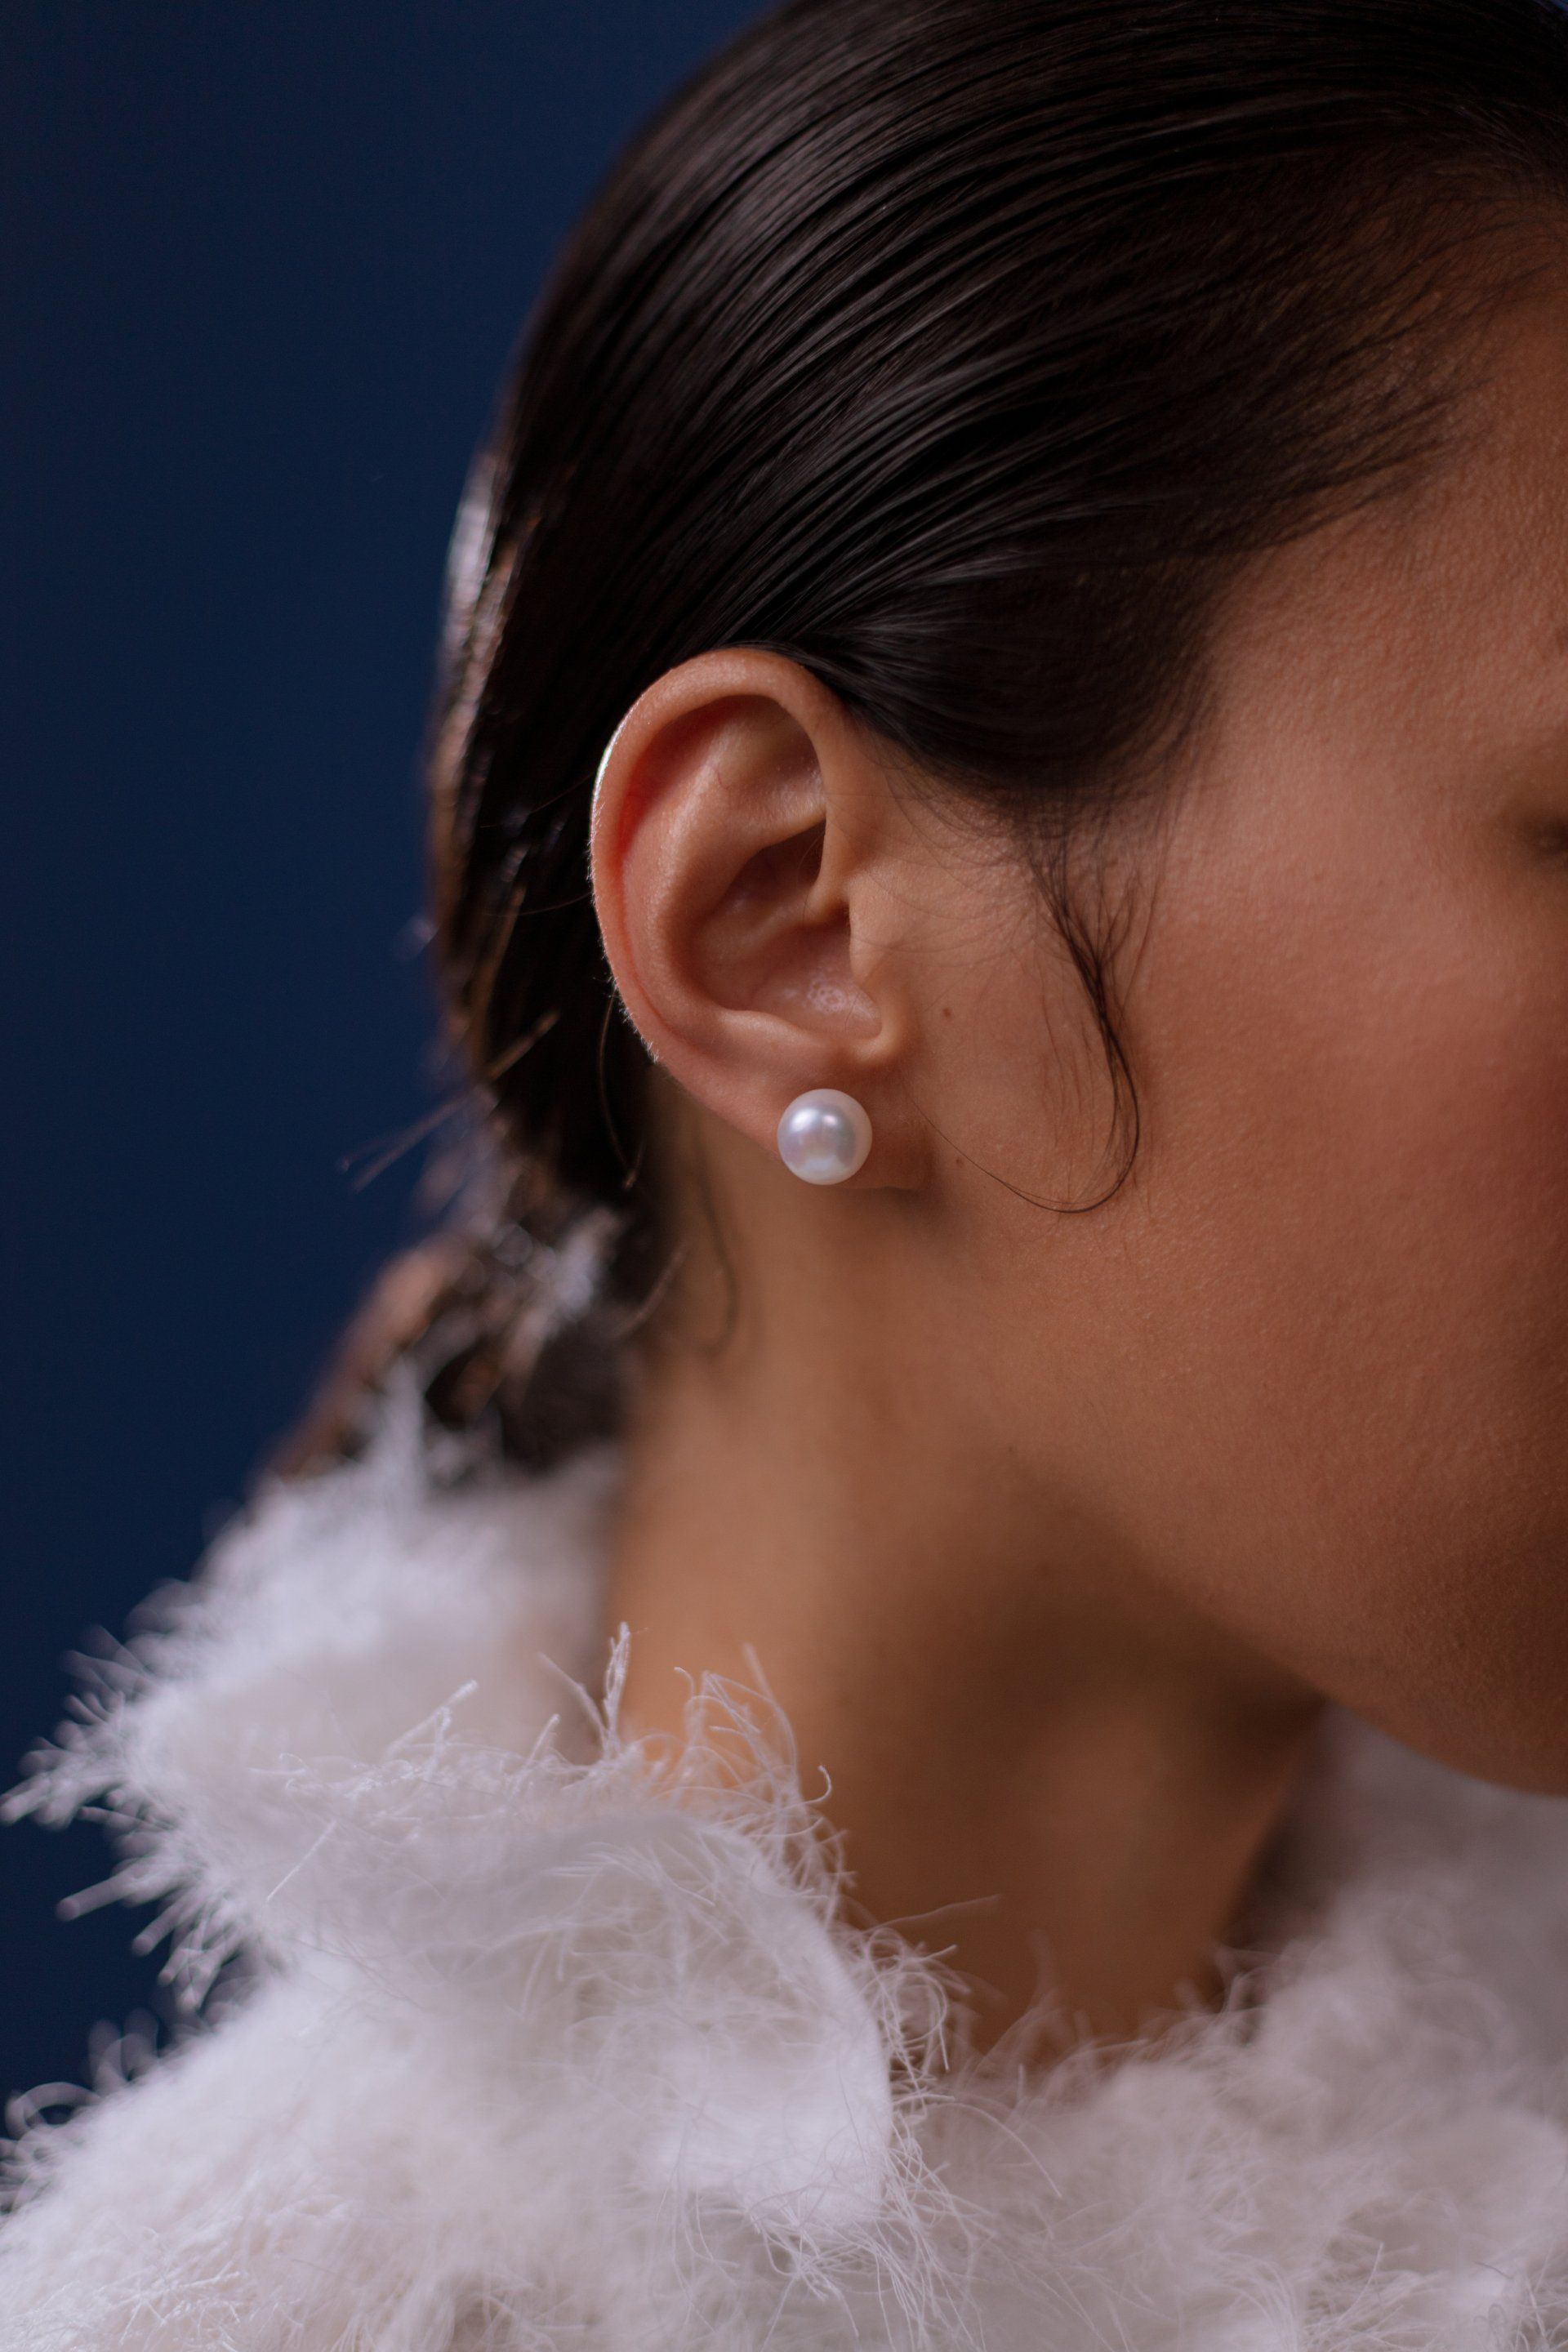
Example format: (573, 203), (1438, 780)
(2, 0), (761, 2113)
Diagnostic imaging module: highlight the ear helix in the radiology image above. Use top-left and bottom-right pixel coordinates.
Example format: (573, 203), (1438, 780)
(777, 1089), (872, 1185)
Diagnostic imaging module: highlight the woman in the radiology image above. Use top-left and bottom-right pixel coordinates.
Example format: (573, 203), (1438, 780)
(7, 0), (1568, 2341)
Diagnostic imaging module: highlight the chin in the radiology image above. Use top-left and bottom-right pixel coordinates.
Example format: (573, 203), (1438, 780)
(1389, 1707), (1568, 1800)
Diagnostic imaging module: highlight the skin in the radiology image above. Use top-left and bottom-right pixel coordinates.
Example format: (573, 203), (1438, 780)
(586, 270), (1568, 2055)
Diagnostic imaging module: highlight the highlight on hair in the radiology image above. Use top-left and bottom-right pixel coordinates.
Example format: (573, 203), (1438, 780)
(284, 0), (1568, 1475)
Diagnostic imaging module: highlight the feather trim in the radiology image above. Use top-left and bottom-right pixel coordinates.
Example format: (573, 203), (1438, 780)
(6, 1376), (1568, 2349)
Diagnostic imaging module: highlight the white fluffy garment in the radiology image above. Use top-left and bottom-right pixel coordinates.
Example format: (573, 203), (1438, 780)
(6, 1382), (1568, 2350)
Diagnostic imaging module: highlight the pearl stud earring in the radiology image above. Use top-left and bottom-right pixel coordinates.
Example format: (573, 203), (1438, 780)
(777, 1089), (872, 1185)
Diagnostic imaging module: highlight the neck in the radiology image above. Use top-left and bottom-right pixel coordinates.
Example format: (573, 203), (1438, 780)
(602, 1195), (1321, 2055)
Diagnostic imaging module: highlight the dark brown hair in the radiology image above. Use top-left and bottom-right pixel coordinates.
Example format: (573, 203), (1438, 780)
(284, 0), (1568, 1476)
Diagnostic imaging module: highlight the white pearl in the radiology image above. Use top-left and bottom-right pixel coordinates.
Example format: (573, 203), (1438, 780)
(776, 1089), (872, 1185)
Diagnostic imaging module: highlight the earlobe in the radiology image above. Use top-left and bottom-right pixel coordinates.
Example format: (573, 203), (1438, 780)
(588, 648), (924, 1187)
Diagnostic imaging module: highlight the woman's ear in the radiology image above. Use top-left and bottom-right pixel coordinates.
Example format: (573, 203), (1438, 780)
(589, 648), (926, 1187)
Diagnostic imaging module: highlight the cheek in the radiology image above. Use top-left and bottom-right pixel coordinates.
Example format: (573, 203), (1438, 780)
(1111, 864), (1568, 1783)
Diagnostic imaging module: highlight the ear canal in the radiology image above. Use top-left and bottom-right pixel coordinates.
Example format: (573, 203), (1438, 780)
(776, 1089), (872, 1185)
